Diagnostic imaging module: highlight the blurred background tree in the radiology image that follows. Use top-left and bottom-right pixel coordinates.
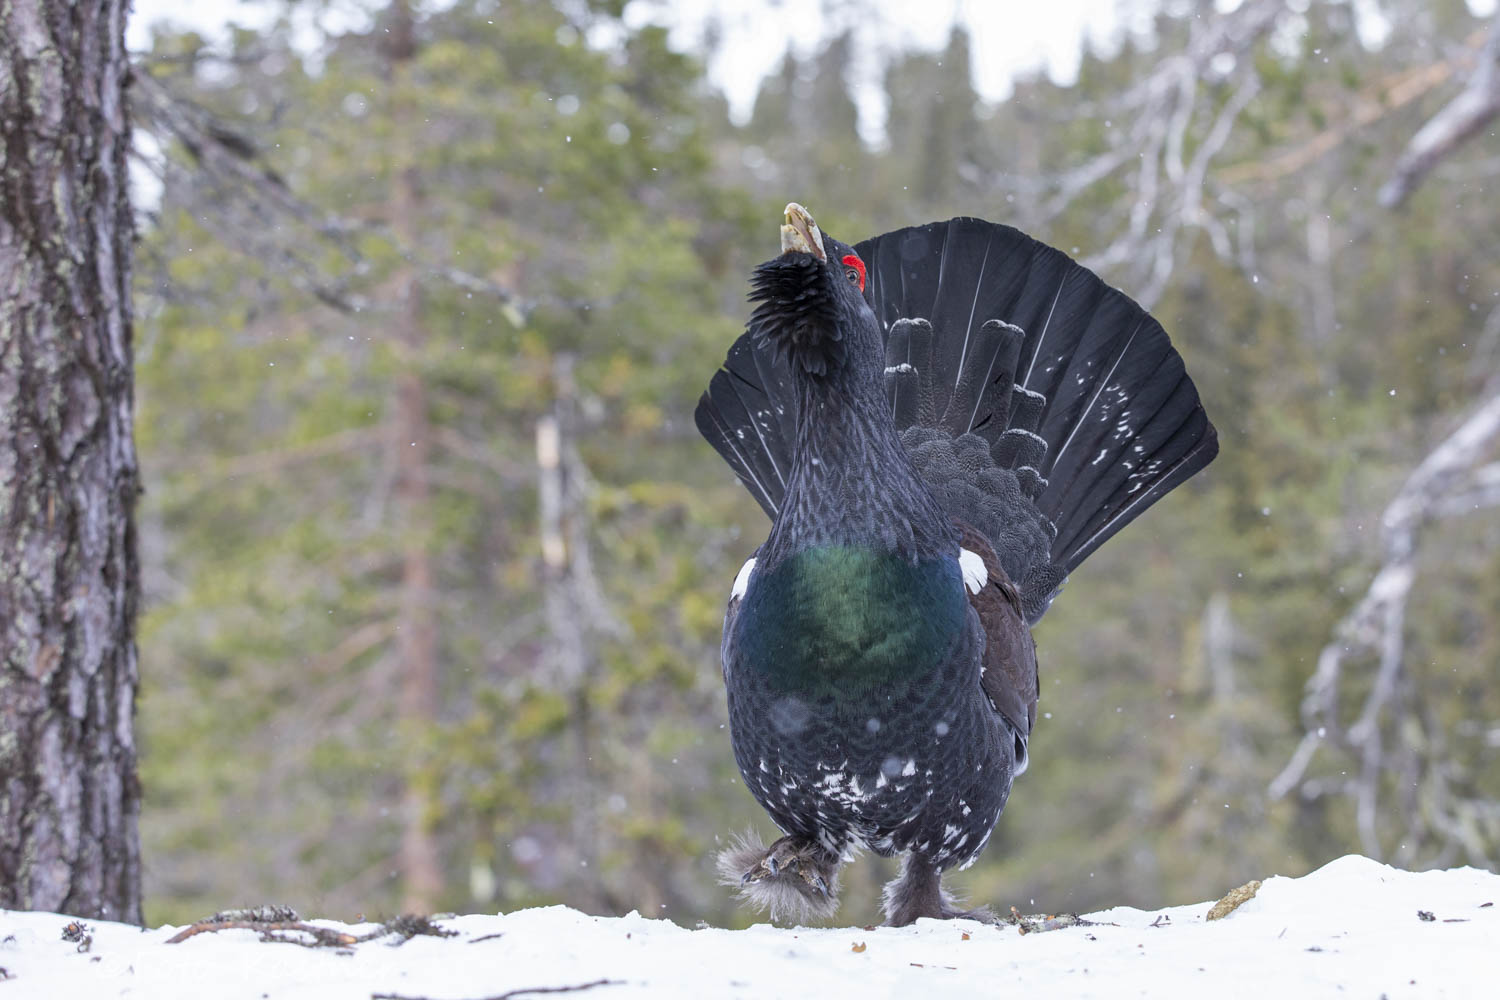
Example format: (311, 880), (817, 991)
(124, 0), (1499, 926)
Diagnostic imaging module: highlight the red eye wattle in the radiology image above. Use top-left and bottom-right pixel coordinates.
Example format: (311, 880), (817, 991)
(841, 254), (866, 293)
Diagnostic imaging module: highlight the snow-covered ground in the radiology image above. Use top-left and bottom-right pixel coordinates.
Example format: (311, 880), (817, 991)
(2, 855), (1495, 999)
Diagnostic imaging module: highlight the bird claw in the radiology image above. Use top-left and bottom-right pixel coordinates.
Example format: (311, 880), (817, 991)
(736, 835), (838, 901)
(719, 833), (842, 922)
(736, 850), (787, 884)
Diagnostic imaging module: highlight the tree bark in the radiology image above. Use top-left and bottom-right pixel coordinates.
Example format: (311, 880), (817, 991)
(0, 0), (143, 922)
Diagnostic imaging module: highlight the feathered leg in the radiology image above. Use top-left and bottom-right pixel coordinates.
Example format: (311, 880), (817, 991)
(881, 853), (997, 927)
(717, 832), (841, 924)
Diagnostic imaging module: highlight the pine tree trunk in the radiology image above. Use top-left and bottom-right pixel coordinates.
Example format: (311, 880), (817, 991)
(0, 0), (144, 922)
(538, 354), (608, 913)
(384, 0), (444, 912)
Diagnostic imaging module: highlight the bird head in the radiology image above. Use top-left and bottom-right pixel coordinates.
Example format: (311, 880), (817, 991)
(748, 202), (874, 378)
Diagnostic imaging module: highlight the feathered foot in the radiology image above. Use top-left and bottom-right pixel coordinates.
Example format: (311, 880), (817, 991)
(882, 853), (999, 927)
(716, 831), (841, 924)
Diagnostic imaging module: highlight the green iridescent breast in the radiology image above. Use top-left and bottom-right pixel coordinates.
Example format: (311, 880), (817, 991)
(733, 546), (967, 698)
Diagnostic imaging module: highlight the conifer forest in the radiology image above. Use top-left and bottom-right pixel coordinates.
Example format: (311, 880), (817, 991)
(3, 0), (1499, 928)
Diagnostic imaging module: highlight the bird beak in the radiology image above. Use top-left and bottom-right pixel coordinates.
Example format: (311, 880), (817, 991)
(780, 202), (826, 261)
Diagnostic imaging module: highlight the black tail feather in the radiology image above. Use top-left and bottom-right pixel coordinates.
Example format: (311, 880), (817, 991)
(1050, 401), (1216, 571)
(1043, 349), (1190, 531)
(940, 319), (1025, 443)
(1006, 387), (1046, 436)
(885, 318), (939, 430)
(885, 364), (919, 425)
(735, 334), (798, 450)
(855, 219), (1218, 579)
(992, 429), (1046, 471)
(694, 335), (796, 520)
(696, 216), (1218, 616)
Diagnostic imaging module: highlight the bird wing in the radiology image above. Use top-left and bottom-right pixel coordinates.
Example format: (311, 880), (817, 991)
(955, 520), (1038, 754)
(719, 552), (760, 685)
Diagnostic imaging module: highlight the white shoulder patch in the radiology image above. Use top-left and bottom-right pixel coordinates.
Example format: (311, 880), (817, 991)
(958, 548), (987, 595)
(730, 557), (757, 601)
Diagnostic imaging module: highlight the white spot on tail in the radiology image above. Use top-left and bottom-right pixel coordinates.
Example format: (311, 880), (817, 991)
(731, 558), (756, 601)
(959, 548), (987, 594)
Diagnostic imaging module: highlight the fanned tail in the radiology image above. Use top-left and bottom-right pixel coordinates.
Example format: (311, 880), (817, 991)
(695, 335), (796, 519)
(857, 218), (1218, 578)
(695, 217), (1218, 621)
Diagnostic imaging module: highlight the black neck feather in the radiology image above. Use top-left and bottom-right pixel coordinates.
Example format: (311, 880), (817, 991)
(751, 255), (956, 567)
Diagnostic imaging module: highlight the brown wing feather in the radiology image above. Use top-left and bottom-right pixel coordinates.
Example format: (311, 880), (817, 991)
(955, 521), (1039, 740)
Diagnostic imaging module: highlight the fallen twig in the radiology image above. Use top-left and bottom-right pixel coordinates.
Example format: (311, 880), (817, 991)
(166, 911), (457, 948)
(1005, 905), (1099, 934)
(208, 905), (300, 923)
(371, 979), (622, 1000)
(377, 915), (460, 945)
(165, 919), (358, 947)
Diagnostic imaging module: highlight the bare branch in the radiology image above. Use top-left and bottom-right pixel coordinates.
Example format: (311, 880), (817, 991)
(166, 912), (456, 950)
(1431, 462), (1500, 517)
(1219, 27), (1492, 190)
(1269, 387), (1500, 862)
(372, 980), (622, 1000)
(166, 919), (358, 946)
(1380, 19), (1500, 207)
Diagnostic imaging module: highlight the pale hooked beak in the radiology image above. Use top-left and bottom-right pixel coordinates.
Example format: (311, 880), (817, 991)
(780, 202), (826, 261)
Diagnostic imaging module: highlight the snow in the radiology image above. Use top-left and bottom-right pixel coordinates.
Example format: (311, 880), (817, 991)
(2, 856), (1496, 999)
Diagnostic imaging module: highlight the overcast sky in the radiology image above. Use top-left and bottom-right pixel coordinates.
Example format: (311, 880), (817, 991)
(129, 0), (1498, 141)
(127, 0), (1133, 137)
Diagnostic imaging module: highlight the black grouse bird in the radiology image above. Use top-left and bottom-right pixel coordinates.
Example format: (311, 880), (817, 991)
(695, 203), (1218, 926)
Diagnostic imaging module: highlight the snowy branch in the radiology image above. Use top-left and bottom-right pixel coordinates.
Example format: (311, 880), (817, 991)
(982, 0), (1283, 307)
(993, 6), (1496, 311)
(1270, 388), (1500, 865)
(1379, 17), (1500, 207)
